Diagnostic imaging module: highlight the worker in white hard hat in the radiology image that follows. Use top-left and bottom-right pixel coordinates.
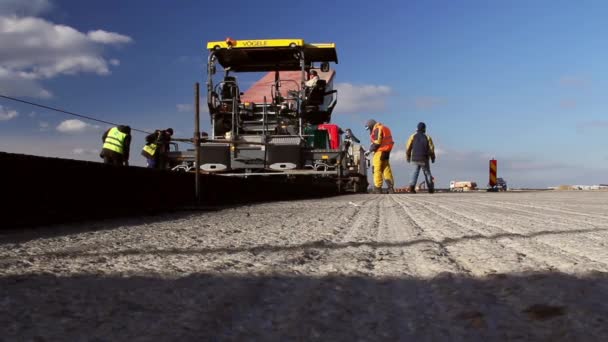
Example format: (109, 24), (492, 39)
(365, 119), (395, 194)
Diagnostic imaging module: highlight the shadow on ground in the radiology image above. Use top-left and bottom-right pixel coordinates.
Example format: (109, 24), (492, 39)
(1, 271), (607, 341)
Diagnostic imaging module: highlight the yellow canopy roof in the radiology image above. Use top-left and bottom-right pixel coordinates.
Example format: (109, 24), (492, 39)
(206, 38), (338, 72)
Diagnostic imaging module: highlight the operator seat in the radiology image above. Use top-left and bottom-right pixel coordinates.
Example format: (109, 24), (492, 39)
(221, 76), (239, 102)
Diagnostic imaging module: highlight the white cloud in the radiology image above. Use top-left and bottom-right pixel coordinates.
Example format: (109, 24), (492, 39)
(333, 83), (392, 114)
(0, 105), (18, 121)
(109, 58), (120, 66)
(0, 15), (132, 98)
(87, 30), (133, 44)
(176, 103), (193, 112)
(56, 119), (99, 133)
(0, 67), (53, 98)
(0, 0), (52, 16)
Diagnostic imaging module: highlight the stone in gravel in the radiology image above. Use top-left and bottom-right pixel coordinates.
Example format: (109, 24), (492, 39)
(17, 260), (34, 267)
(523, 304), (566, 320)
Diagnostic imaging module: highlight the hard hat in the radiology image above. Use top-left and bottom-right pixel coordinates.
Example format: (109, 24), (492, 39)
(365, 119), (377, 131)
(417, 122), (426, 131)
(310, 70), (318, 76)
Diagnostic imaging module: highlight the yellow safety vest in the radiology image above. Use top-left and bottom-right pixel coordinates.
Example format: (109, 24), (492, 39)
(142, 143), (157, 157)
(370, 123), (394, 152)
(103, 127), (127, 154)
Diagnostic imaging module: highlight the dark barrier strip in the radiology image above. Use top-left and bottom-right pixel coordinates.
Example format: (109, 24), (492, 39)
(0, 152), (340, 229)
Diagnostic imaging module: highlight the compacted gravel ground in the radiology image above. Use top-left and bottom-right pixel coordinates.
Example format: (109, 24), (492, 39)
(1, 191), (608, 341)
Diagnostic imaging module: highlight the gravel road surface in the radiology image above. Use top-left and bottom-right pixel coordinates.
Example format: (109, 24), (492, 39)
(1, 191), (608, 341)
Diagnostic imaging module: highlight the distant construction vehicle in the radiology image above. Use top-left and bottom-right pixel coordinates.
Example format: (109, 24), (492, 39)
(496, 177), (507, 191)
(450, 180), (478, 192)
(168, 38), (368, 192)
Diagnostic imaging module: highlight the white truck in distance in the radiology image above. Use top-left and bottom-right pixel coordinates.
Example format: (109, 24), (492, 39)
(450, 181), (478, 192)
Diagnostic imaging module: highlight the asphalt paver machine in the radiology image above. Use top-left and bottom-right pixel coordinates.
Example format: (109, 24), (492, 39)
(169, 38), (368, 192)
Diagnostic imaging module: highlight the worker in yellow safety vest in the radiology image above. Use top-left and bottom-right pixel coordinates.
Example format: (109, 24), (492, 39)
(100, 125), (131, 166)
(364, 119), (395, 194)
(141, 128), (173, 169)
(141, 130), (161, 168)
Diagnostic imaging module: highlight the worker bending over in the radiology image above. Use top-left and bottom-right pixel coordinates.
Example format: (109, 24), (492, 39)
(142, 128), (173, 169)
(100, 125), (131, 166)
(365, 119), (395, 194)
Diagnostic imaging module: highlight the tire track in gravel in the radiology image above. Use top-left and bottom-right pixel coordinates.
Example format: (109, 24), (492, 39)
(214, 195), (382, 339)
(109, 197), (371, 340)
(447, 199), (608, 264)
(392, 195), (525, 276)
(460, 198), (608, 234)
(378, 196), (470, 276)
(398, 195), (552, 275)
(371, 196), (518, 340)
(435, 197), (608, 266)
(388, 195), (608, 339)
(412, 196), (608, 268)
(477, 198), (608, 221)
(280, 194), (468, 341)
(364, 195), (469, 340)
(200, 197), (381, 336)
(0, 198), (375, 277)
(262, 196), (390, 340)
(0, 197), (379, 340)
(408, 196), (608, 272)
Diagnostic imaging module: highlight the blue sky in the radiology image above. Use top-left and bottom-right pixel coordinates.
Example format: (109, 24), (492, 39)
(1, 0), (607, 188)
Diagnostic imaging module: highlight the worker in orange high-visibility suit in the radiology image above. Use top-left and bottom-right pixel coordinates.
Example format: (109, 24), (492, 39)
(364, 119), (395, 194)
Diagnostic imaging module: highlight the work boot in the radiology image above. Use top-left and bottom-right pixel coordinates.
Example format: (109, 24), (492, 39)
(372, 187), (383, 194)
(385, 180), (395, 194)
(428, 183), (435, 194)
(408, 185), (416, 194)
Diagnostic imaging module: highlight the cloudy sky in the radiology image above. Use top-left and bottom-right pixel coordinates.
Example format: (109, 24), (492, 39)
(1, 0), (607, 188)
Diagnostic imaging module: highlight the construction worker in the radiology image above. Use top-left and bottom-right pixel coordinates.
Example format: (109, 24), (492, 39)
(141, 129), (162, 168)
(142, 128), (173, 169)
(406, 122), (436, 193)
(101, 125), (131, 166)
(364, 119), (395, 194)
(157, 128), (173, 169)
(305, 70), (319, 88)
